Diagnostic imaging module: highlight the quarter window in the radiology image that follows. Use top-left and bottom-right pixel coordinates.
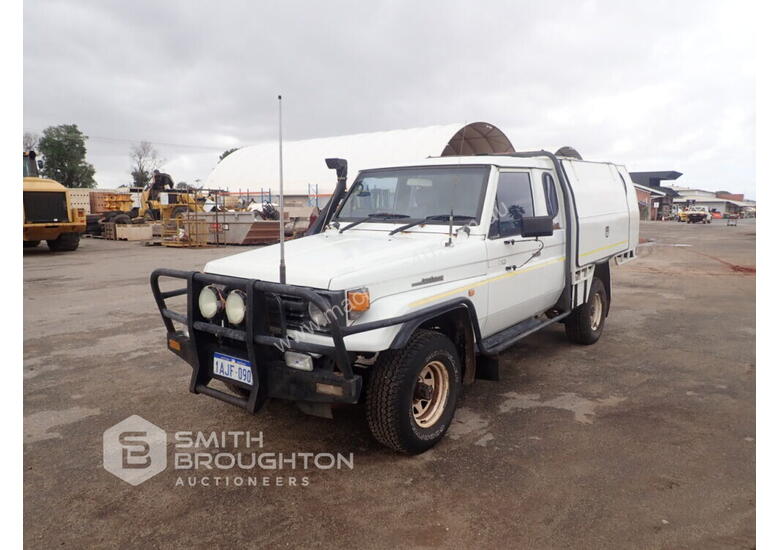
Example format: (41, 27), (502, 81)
(490, 171), (534, 237)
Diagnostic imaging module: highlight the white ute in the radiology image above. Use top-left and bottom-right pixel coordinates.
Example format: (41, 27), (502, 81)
(151, 149), (639, 454)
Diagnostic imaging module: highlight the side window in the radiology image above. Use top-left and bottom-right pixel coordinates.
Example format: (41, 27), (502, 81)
(490, 171), (534, 238)
(542, 172), (559, 218)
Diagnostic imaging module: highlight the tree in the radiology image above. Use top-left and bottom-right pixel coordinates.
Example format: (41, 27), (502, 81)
(129, 141), (162, 186)
(219, 147), (239, 162)
(37, 124), (96, 188)
(176, 181), (190, 190)
(23, 132), (39, 151)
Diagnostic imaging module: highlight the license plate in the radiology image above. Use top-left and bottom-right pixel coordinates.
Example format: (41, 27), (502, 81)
(213, 352), (253, 386)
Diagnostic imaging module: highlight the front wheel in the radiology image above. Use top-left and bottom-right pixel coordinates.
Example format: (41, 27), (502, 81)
(565, 277), (607, 345)
(366, 329), (461, 454)
(171, 206), (189, 220)
(46, 232), (80, 252)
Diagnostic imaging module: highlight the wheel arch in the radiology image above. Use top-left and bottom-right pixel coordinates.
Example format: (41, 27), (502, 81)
(388, 301), (481, 384)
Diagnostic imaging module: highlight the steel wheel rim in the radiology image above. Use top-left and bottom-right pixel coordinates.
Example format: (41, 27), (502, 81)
(412, 360), (449, 428)
(590, 292), (603, 331)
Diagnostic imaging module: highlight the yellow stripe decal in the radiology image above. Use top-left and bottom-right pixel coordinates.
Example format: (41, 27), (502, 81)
(580, 240), (628, 257)
(408, 241), (628, 309)
(408, 256), (565, 308)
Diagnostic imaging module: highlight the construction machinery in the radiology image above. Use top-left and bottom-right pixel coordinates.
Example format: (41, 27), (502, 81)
(107, 186), (207, 225)
(23, 151), (86, 251)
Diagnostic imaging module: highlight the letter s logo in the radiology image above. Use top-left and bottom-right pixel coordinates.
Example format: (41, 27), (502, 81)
(120, 431), (151, 469)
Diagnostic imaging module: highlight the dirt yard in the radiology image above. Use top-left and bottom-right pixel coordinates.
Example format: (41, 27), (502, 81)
(23, 219), (755, 549)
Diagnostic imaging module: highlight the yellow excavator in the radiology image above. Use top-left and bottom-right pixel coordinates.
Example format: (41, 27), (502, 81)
(23, 151), (86, 251)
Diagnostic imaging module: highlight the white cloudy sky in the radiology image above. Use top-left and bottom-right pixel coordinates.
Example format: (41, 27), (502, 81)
(24, 0), (755, 198)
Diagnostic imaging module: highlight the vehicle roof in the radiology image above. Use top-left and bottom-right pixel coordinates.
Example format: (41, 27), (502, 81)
(23, 177), (67, 192)
(357, 153), (624, 173)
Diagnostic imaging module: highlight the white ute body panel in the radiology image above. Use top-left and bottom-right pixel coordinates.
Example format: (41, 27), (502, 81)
(560, 159), (639, 265)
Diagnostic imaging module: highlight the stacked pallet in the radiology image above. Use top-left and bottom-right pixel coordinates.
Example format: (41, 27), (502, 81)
(104, 193), (133, 212)
(101, 222), (153, 241)
(90, 191), (116, 214)
(102, 221), (116, 240)
(116, 225), (152, 241)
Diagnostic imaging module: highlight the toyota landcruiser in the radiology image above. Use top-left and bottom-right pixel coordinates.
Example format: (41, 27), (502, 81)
(152, 150), (639, 453)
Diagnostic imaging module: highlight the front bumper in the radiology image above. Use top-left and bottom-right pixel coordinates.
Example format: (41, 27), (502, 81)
(150, 268), (362, 413)
(23, 221), (85, 241)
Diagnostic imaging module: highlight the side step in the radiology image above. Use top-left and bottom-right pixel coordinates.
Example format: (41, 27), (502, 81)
(481, 312), (569, 355)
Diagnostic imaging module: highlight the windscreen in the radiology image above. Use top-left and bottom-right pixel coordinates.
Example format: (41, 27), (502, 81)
(335, 166), (489, 223)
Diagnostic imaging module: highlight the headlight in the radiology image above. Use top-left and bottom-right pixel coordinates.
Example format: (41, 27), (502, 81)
(307, 300), (328, 327)
(198, 286), (223, 319)
(225, 290), (246, 325)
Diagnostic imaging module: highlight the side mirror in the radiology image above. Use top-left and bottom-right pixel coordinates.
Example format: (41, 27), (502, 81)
(37, 160), (44, 169)
(520, 215), (554, 238)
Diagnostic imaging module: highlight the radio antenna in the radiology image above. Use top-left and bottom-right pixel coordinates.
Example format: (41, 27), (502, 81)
(277, 95), (286, 284)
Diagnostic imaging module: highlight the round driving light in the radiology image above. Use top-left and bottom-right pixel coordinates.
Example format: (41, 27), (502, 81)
(198, 286), (223, 319)
(307, 300), (328, 327)
(225, 290), (247, 325)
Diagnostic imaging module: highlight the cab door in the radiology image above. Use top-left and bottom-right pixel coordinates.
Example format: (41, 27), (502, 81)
(484, 169), (566, 336)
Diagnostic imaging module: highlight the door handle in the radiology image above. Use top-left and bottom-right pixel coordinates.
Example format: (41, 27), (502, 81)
(505, 265), (517, 271)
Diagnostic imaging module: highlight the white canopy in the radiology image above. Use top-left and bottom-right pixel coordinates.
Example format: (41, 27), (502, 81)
(205, 122), (514, 195)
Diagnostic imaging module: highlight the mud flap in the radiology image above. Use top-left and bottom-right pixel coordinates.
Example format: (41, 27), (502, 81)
(476, 354), (500, 381)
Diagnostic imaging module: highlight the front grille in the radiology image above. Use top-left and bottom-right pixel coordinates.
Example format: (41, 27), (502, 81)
(266, 294), (309, 331)
(24, 191), (69, 223)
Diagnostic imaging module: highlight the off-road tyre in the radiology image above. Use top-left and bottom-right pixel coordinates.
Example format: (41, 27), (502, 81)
(46, 232), (80, 252)
(113, 214), (132, 225)
(171, 206), (189, 220)
(565, 277), (607, 345)
(366, 329), (461, 454)
(101, 211), (120, 221)
(23, 240), (40, 248)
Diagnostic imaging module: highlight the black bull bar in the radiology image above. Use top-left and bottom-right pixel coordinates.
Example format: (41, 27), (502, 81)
(150, 268), (361, 413)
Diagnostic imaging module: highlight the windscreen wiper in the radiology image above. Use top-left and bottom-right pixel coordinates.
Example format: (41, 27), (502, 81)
(388, 214), (476, 235)
(338, 213), (410, 233)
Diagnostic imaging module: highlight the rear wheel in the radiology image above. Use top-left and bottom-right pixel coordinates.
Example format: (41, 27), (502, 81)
(366, 329), (461, 454)
(565, 277), (607, 345)
(46, 232), (80, 252)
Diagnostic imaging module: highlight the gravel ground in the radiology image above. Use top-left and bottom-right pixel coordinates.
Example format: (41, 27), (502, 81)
(23, 219), (755, 549)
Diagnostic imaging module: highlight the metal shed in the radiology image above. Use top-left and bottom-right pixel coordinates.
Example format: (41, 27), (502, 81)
(205, 122), (514, 196)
